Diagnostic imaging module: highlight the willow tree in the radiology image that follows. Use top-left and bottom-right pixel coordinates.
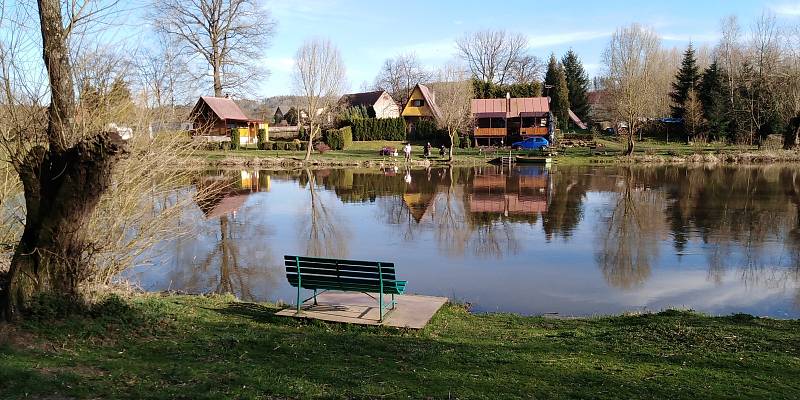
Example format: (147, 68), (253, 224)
(0, 0), (129, 321)
(292, 38), (346, 161)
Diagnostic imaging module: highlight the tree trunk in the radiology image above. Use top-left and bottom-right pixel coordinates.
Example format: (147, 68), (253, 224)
(625, 123), (635, 156)
(0, 0), (129, 321)
(448, 129), (455, 163)
(304, 123), (314, 160)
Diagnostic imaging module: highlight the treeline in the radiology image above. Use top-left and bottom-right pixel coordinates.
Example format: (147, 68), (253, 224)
(601, 15), (800, 151)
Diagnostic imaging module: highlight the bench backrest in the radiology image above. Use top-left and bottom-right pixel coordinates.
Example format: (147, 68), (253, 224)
(284, 255), (399, 292)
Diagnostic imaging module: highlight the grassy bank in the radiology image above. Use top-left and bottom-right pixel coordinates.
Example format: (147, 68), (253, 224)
(2, 294), (800, 399)
(187, 139), (800, 167)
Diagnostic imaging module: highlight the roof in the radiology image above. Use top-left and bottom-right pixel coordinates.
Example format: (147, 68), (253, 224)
(471, 97), (550, 118)
(417, 84), (443, 121)
(568, 109), (588, 129)
(339, 90), (387, 108)
(197, 96), (250, 121)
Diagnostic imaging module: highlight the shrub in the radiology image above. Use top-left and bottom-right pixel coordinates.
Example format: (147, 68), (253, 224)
(284, 142), (292, 151)
(230, 129), (240, 150)
(271, 141), (279, 150)
(292, 139), (302, 151)
(257, 128), (267, 150)
(323, 126), (353, 150)
(346, 117), (406, 141)
(315, 142), (331, 153)
(460, 135), (471, 148)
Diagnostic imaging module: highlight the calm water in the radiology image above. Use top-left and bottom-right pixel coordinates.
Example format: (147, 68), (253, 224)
(125, 164), (800, 318)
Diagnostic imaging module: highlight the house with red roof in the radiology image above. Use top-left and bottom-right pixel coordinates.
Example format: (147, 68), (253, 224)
(190, 96), (264, 144)
(471, 96), (554, 145)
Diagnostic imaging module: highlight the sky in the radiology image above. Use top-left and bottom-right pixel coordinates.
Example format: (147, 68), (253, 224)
(256, 0), (800, 97)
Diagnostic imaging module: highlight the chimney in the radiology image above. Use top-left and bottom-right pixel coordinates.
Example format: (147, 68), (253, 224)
(506, 92), (511, 111)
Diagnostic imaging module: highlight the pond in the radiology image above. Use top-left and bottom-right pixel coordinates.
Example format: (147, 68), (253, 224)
(125, 164), (800, 318)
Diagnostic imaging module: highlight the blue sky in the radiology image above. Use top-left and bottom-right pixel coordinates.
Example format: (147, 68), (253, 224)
(258, 0), (800, 97)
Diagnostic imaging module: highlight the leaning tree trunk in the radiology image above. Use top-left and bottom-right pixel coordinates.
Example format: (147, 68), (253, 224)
(624, 123), (635, 156)
(448, 129), (455, 163)
(0, 0), (129, 321)
(304, 123), (315, 161)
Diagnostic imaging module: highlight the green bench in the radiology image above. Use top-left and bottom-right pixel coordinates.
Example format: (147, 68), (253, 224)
(284, 255), (407, 322)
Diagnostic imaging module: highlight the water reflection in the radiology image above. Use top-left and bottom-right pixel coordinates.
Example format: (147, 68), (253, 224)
(129, 164), (800, 317)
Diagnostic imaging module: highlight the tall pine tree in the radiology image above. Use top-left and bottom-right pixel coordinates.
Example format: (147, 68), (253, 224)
(561, 50), (590, 123)
(698, 62), (731, 141)
(670, 44), (701, 120)
(544, 54), (570, 130)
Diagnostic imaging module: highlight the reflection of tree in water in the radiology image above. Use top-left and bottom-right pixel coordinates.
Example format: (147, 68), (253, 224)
(595, 169), (663, 290)
(183, 171), (276, 300)
(300, 169), (349, 258)
(542, 166), (591, 240)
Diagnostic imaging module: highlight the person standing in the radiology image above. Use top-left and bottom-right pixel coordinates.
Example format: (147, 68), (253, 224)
(424, 142), (431, 158)
(403, 142), (412, 162)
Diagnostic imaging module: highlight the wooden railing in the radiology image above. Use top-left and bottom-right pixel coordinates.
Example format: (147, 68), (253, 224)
(474, 127), (507, 137)
(521, 127), (548, 136)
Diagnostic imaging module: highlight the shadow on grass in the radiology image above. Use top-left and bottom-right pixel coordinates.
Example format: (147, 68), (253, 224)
(213, 301), (290, 325)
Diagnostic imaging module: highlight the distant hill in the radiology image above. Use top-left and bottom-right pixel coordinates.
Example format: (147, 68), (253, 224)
(235, 96), (306, 120)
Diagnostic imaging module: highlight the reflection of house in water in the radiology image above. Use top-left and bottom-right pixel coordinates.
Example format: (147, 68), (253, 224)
(401, 168), (448, 223)
(195, 170), (271, 218)
(468, 167), (550, 218)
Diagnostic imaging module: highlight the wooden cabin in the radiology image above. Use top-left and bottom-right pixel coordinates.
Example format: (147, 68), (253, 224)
(401, 84), (442, 127)
(471, 96), (553, 145)
(190, 96), (263, 144)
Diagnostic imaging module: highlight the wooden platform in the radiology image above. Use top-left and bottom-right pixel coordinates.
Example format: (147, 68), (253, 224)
(275, 292), (448, 329)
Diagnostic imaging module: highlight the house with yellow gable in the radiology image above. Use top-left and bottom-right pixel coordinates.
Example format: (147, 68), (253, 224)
(401, 84), (442, 134)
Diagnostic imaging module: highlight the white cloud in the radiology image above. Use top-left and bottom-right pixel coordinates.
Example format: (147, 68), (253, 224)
(771, 2), (800, 16)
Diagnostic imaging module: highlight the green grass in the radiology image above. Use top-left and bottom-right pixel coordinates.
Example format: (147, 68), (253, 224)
(2, 294), (800, 399)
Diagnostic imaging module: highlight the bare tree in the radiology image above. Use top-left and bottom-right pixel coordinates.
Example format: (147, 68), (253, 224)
(373, 53), (430, 105)
(509, 54), (544, 84)
(602, 24), (662, 155)
(153, 0), (275, 96)
(432, 64), (473, 161)
(292, 38), (346, 160)
(456, 30), (528, 85)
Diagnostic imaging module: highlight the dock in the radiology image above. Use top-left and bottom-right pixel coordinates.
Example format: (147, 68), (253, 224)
(276, 292), (448, 329)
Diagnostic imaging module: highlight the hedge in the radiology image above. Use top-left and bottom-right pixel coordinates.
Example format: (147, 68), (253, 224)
(229, 129), (240, 150)
(408, 119), (444, 141)
(257, 128), (267, 150)
(347, 117), (406, 141)
(323, 126), (353, 150)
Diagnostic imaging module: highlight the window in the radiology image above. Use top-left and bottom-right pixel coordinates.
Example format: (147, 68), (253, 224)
(412, 99), (425, 107)
(521, 117), (536, 127)
(477, 118), (491, 128)
(490, 118), (506, 128)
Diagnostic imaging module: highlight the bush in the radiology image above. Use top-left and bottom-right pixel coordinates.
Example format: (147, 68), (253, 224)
(271, 141), (279, 150)
(230, 129), (240, 150)
(284, 142), (292, 151)
(346, 117), (406, 141)
(292, 139), (302, 151)
(460, 135), (471, 148)
(323, 126), (353, 150)
(315, 142), (331, 153)
(257, 128), (267, 150)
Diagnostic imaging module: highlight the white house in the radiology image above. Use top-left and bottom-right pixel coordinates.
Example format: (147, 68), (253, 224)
(338, 90), (401, 119)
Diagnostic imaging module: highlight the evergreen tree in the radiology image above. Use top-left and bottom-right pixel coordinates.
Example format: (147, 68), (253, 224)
(285, 107), (299, 126)
(698, 62), (731, 141)
(544, 54), (570, 130)
(561, 50), (590, 123)
(670, 44), (701, 120)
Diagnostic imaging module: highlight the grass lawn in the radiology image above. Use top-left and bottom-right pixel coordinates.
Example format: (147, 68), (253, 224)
(191, 138), (772, 167)
(2, 294), (799, 399)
